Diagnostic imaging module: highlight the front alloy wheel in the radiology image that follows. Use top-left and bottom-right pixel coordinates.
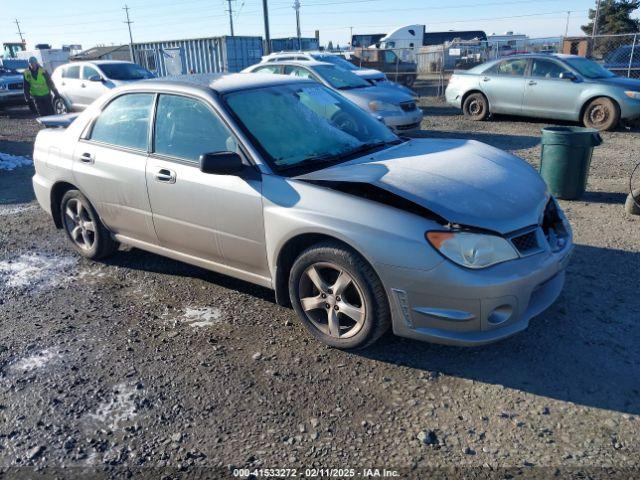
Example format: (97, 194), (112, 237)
(289, 241), (390, 349)
(298, 262), (366, 339)
(53, 97), (68, 115)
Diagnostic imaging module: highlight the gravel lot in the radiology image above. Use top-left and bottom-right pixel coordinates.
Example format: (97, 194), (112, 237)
(0, 98), (639, 479)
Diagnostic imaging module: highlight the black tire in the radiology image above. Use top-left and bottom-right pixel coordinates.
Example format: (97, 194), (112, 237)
(582, 97), (620, 131)
(60, 190), (118, 260)
(53, 96), (68, 115)
(462, 92), (489, 121)
(288, 241), (390, 349)
(625, 189), (640, 215)
(404, 74), (415, 87)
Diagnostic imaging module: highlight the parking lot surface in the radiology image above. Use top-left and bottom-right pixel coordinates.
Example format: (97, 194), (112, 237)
(1, 100), (639, 478)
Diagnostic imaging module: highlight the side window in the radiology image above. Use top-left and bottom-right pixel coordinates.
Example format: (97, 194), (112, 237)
(90, 93), (154, 150)
(153, 95), (237, 162)
(284, 66), (313, 78)
(63, 65), (80, 79)
(255, 65), (280, 74)
(384, 51), (397, 64)
(492, 59), (528, 76)
(531, 59), (570, 79)
(82, 66), (100, 80)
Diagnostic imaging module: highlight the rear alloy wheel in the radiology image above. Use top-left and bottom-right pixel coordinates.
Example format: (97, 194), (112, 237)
(289, 242), (390, 349)
(61, 190), (118, 260)
(582, 97), (620, 131)
(463, 93), (489, 121)
(53, 97), (68, 115)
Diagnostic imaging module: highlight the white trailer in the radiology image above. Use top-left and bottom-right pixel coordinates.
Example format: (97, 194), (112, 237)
(16, 49), (69, 74)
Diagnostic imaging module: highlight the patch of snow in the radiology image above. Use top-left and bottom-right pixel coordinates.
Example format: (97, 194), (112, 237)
(88, 383), (137, 430)
(0, 204), (37, 216)
(183, 307), (222, 327)
(0, 253), (76, 289)
(0, 152), (33, 171)
(10, 349), (61, 373)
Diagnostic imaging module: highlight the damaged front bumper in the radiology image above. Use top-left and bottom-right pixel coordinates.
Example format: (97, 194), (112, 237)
(378, 238), (573, 347)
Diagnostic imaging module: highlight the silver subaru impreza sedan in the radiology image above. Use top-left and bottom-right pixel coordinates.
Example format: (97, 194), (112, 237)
(32, 73), (573, 349)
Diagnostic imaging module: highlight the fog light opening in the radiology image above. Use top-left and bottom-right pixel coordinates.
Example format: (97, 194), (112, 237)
(488, 305), (513, 325)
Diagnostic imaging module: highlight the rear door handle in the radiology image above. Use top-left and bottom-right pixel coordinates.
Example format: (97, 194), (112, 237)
(528, 80), (537, 86)
(482, 76), (491, 82)
(79, 152), (94, 164)
(154, 168), (176, 184)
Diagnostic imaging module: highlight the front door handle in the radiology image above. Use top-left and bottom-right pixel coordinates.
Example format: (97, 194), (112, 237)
(528, 80), (537, 86)
(81, 83), (86, 88)
(482, 76), (491, 82)
(154, 168), (176, 184)
(79, 152), (94, 164)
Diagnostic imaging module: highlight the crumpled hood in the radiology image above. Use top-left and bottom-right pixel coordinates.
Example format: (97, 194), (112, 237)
(297, 139), (549, 234)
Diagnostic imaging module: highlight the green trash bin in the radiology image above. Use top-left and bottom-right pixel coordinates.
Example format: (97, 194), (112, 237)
(539, 126), (603, 200)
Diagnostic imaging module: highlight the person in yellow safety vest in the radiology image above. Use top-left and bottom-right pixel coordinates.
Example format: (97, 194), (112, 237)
(23, 56), (59, 117)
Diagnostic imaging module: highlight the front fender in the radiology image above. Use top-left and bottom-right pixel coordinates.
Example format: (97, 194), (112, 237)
(261, 175), (445, 279)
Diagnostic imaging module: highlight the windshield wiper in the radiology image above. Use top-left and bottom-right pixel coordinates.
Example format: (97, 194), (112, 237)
(276, 140), (403, 173)
(276, 154), (342, 172)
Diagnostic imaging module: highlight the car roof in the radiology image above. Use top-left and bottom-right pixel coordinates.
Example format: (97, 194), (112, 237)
(122, 72), (317, 95)
(258, 60), (334, 68)
(265, 51), (335, 57)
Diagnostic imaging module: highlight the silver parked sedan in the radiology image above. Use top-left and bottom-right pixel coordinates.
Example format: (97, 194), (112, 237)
(446, 54), (640, 130)
(33, 74), (573, 349)
(51, 60), (154, 114)
(243, 61), (423, 133)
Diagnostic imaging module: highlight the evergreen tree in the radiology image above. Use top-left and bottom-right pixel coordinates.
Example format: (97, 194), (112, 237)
(581, 0), (640, 35)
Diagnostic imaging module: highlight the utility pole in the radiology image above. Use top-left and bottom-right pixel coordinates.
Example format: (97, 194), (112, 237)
(123, 5), (135, 63)
(349, 26), (353, 46)
(591, 0), (601, 37)
(564, 11), (571, 37)
(15, 19), (25, 44)
(293, 0), (301, 50)
(262, 0), (271, 54)
(227, 0), (235, 36)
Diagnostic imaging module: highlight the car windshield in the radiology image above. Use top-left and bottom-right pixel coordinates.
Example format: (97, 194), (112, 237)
(312, 65), (369, 90)
(98, 63), (154, 80)
(0, 67), (18, 76)
(563, 57), (615, 79)
(224, 83), (399, 173)
(311, 54), (358, 71)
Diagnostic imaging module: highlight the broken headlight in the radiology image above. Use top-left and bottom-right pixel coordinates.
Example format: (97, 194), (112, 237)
(426, 231), (518, 269)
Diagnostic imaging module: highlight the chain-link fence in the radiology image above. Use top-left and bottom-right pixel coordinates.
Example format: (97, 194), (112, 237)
(587, 33), (639, 78)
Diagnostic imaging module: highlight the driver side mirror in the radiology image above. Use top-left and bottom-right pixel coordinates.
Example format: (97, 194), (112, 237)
(199, 151), (244, 175)
(560, 71), (577, 81)
(88, 75), (103, 82)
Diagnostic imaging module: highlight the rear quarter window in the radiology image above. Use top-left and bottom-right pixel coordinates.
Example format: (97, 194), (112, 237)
(89, 93), (155, 151)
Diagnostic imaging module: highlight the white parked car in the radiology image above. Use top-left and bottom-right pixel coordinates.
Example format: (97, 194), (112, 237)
(51, 60), (154, 113)
(261, 51), (416, 97)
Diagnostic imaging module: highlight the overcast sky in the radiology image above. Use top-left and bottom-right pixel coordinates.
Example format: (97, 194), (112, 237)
(1, 0), (622, 50)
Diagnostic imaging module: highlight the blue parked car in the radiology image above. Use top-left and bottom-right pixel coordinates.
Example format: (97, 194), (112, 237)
(445, 54), (640, 130)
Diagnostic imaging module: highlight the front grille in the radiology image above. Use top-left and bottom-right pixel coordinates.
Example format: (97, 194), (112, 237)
(8, 83), (21, 90)
(510, 230), (540, 255)
(400, 101), (417, 112)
